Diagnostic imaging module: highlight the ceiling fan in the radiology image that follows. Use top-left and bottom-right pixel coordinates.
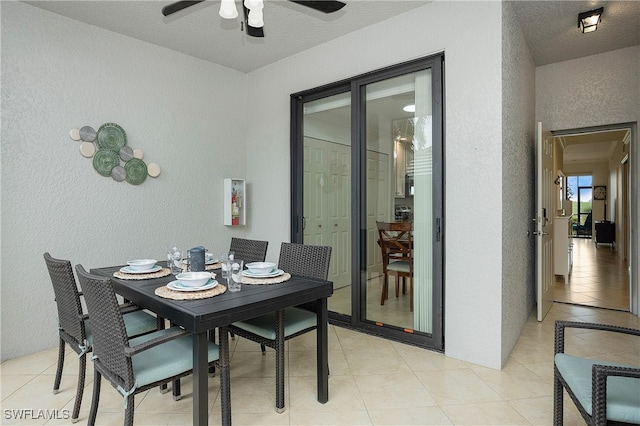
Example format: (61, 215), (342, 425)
(162, 0), (347, 38)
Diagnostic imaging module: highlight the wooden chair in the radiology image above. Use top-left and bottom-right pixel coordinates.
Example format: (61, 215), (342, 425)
(554, 320), (640, 425)
(229, 242), (332, 413)
(75, 265), (220, 426)
(376, 221), (413, 311)
(44, 253), (159, 423)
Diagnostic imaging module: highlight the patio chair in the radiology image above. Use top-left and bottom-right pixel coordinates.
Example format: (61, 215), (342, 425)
(44, 253), (159, 423)
(75, 265), (220, 426)
(229, 242), (332, 413)
(207, 237), (269, 366)
(229, 237), (269, 264)
(376, 221), (414, 311)
(573, 212), (592, 237)
(553, 320), (640, 425)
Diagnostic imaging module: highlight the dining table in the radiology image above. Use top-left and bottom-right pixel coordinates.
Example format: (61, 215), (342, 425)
(90, 262), (333, 426)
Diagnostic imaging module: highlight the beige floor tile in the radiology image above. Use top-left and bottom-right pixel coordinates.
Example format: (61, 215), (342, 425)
(289, 410), (372, 425)
(0, 347), (59, 375)
(289, 375), (365, 412)
(211, 376), (282, 414)
(441, 401), (530, 425)
(230, 350), (276, 378)
(0, 374), (38, 401)
(368, 406), (452, 425)
(355, 372), (437, 410)
(288, 349), (350, 377)
(415, 369), (502, 406)
(469, 360), (552, 400)
(508, 396), (553, 425)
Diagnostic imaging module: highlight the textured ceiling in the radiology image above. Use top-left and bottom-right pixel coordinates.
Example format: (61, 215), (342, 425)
(24, 1), (640, 71)
(22, 1), (639, 162)
(25, 0), (425, 73)
(511, 1), (640, 66)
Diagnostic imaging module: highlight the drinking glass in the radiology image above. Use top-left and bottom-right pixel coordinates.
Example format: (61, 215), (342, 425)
(167, 246), (183, 275)
(220, 251), (234, 281)
(226, 259), (243, 292)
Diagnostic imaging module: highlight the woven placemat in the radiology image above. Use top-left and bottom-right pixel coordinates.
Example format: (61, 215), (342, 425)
(155, 283), (227, 300)
(113, 267), (172, 280)
(241, 272), (291, 285)
(178, 262), (221, 272)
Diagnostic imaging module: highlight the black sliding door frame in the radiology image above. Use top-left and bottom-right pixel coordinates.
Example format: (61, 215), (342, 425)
(291, 53), (445, 351)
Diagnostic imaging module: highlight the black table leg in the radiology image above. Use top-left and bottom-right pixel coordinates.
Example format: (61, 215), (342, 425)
(219, 325), (231, 426)
(316, 298), (328, 403)
(193, 331), (208, 426)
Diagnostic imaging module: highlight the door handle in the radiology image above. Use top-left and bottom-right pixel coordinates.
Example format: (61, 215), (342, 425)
(532, 231), (549, 236)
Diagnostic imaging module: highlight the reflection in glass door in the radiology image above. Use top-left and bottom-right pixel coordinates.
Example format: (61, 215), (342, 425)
(302, 92), (352, 316)
(363, 70), (434, 334)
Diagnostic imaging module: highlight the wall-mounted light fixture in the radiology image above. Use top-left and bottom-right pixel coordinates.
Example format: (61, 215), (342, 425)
(578, 7), (603, 33)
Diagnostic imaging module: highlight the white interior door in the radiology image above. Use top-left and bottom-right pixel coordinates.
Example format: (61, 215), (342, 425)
(303, 137), (351, 289)
(536, 122), (554, 321)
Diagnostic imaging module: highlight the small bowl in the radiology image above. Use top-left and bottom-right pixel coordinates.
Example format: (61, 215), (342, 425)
(127, 259), (157, 271)
(246, 261), (276, 275)
(176, 271), (212, 288)
(205, 252), (216, 262)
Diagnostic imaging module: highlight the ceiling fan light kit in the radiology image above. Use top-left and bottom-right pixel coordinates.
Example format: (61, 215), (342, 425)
(219, 0), (238, 19)
(163, 0), (346, 38)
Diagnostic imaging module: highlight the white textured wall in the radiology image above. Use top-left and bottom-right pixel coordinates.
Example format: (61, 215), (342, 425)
(536, 46), (640, 314)
(536, 47), (640, 131)
(500, 2), (537, 366)
(1, 2), (248, 360)
(246, 2), (505, 368)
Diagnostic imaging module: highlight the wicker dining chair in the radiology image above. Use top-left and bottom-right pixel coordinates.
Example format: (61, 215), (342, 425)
(44, 253), (160, 423)
(229, 237), (269, 264)
(554, 320), (640, 425)
(229, 242), (332, 413)
(75, 265), (220, 426)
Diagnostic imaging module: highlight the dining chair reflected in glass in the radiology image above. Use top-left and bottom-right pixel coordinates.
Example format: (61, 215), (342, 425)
(229, 242), (332, 413)
(74, 265), (220, 426)
(44, 253), (159, 423)
(376, 221), (414, 311)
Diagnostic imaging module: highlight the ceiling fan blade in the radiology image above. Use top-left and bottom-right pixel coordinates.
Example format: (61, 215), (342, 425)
(243, 5), (265, 37)
(162, 1), (205, 17)
(288, 0), (346, 14)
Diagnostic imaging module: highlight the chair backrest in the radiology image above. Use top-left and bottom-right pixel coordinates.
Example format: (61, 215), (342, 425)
(229, 237), (269, 265)
(277, 242), (332, 280)
(376, 221), (413, 262)
(75, 265), (135, 391)
(584, 212), (592, 227)
(44, 252), (86, 346)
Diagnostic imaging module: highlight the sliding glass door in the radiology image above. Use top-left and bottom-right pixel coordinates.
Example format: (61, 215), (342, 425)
(291, 54), (443, 349)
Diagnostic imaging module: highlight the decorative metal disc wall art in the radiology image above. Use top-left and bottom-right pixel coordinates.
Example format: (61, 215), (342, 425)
(70, 122), (161, 185)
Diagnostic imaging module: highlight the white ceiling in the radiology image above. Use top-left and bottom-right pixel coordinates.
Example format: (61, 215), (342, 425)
(24, 1), (640, 72)
(24, 0), (425, 73)
(22, 0), (640, 162)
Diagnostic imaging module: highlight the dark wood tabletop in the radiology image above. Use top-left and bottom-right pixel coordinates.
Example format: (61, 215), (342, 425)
(91, 263), (333, 426)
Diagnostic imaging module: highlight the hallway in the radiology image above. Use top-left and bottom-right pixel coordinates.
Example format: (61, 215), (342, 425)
(553, 237), (630, 311)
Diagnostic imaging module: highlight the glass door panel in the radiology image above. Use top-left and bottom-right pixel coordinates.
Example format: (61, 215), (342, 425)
(302, 93), (352, 316)
(363, 70), (433, 334)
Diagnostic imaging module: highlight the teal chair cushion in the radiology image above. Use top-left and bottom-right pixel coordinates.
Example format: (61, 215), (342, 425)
(232, 307), (316, 340)
(555, 353), (640, 424)
(128, 328), (219, 389)
(84, 310), (157, 348)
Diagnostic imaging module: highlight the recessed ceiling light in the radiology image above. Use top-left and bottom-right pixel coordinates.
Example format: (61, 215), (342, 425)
(403, 104), (415, 113)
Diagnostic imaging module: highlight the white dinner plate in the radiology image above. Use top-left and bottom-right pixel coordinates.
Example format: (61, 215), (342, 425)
(241, 268), (284, 278)
(167, 279), (217, 292)
(120, 265), (162, 274)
